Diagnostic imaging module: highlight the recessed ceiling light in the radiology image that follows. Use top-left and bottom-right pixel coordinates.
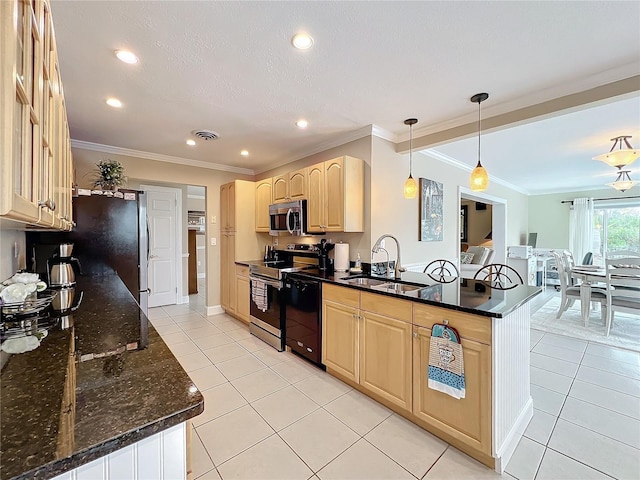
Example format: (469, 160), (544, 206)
(296, 119), (308, 129)
(115, 49), (139, 64)
(240, 150), (249, 156)
(291, 33), (313, 50)
(186, 139), (196, 146)
(106, 97), (122, 108)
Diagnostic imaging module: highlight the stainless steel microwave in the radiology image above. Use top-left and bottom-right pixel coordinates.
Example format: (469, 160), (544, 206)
(269, 200), (307, 236)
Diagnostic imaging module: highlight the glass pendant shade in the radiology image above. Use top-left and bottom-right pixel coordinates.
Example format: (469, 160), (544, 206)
(404, 175), (418, 198)
(594, 136), (639, 168)
(470, 161), (489, 191)
(607, 170), (637, 192)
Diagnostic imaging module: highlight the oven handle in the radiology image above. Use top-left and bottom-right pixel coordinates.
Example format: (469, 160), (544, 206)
(250, 274), (282, 290)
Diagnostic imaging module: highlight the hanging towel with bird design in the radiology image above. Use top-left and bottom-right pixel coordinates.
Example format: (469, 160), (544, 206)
(428, 323), (466, 399)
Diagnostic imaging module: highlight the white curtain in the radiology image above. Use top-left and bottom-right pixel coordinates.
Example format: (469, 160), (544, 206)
(569, 197), (594, 264)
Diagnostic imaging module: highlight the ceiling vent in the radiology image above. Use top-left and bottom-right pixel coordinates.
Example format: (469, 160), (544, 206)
(191, 129), (220, 141)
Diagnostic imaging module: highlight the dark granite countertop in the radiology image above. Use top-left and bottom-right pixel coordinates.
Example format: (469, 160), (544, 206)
(287, 269), (541, 318)
(0, 274), (204, 480)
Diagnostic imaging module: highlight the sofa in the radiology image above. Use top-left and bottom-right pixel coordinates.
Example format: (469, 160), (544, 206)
(460, 246), (496, 279)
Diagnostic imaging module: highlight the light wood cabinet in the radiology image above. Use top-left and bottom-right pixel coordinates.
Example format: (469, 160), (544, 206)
(235, 264), (250, 323)
(307, 156), (364, 233)
(322, 284), (413, 412)
(255, 178), (272, 232)
(220, 181), (258, 315)
(1, 0), (73, 230)
(412, 325), (491, 455)
(272, 168), (307, 203)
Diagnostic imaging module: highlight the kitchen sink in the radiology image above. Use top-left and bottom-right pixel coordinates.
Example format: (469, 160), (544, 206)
(371, 282), (422, 293)
(341, 277), (388, 287)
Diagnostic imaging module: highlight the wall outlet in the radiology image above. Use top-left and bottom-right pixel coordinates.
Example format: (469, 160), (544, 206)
(211, 215), (216, 224)
(197, 261), (201, 267)
(273, 239), (278, 246)
(210, 237), (217, 246)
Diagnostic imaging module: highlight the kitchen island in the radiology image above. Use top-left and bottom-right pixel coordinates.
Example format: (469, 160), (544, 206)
(294, 269), (540, 474)
(0, 275), (203, 480)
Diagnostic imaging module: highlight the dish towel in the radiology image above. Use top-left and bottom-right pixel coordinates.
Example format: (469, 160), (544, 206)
(251, 278), (268, 312)
(428, 324), (466, 399)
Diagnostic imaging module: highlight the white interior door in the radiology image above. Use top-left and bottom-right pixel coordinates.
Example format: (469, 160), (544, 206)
(147, 189), (178, 307)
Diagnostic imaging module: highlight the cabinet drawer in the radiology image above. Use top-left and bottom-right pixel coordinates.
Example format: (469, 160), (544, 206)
(360, 292), (412, 323)
(235, 264), (249, 277)
(323, 283), (360, 307)
(413, 304), (491, 345)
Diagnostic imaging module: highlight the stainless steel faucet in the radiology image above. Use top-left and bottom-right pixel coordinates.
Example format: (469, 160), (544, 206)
(372, 234), (405, 279)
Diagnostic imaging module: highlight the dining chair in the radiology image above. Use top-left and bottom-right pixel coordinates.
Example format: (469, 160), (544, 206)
(473, 263), (523, 289)
(551, 250), (607, 322)
(607, 250), (640, 259)
(604, 256), (640, 336)
(423, 259), (459, 283)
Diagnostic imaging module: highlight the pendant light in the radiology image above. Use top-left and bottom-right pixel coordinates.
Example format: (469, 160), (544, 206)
(403, 118), (418, 199)
(607, 168), (638, 192)
(593, 136), (639, 168)
(469, 93), (489, 191)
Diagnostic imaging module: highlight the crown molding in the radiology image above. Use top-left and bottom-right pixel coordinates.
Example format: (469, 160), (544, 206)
(70, 140), (255, 175)
(422, 149), (531, 195)
(371, 125), (397, 143)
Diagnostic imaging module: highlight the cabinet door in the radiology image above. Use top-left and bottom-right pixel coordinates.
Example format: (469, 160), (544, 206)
(322, 300), (359, 383)
(272, 175), (288, 203)
(324, 158), (344, 232)
(235, 265), (250, 323)
(307, 163), (324, 232)
(220, 233), (236, 313)
(288, 168), (306, 200)
(412, 325), (491, 454)
(255, 179), (272, 232)
(220, 183), (230, 231)
(360, 312), (412, 412)
(227, 182), (236, 231)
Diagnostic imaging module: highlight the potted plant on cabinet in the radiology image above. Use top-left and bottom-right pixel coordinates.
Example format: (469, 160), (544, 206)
(93, 159), (127, 190)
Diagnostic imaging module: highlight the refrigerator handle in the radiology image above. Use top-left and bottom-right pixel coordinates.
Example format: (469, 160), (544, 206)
(146, 217), (150, 263)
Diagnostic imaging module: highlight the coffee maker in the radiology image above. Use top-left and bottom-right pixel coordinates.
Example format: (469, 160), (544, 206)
(47, 243), (82, 287)
(317, 239), (335, 273)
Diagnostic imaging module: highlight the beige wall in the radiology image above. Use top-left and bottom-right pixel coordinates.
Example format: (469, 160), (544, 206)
(73, 147), (254, 307)
(528, 188), (633, 249)
(0, 223), (26, 280)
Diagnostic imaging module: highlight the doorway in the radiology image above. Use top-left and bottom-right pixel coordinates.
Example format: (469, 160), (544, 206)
(459, 186), (507, 265)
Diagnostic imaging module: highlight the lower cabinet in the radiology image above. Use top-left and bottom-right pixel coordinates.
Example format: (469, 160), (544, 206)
(322, 284), (493, 459)
(412, 325), (492, 455)
(322, 284), (413, 412)
(235, 264), (250, 323)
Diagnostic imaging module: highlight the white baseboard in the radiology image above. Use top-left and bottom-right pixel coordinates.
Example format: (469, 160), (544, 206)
(493, 397), (533, 473)
(197, 273), (206, 279)
(177, 295), (190, 304)
(207, 305), (224, 316)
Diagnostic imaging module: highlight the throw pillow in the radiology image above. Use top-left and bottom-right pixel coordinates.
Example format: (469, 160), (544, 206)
(460, 252), (474, 264)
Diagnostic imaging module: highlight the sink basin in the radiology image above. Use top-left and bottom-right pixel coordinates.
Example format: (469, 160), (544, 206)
(372, 282), (422, 293)
(342, 277), (388, 287)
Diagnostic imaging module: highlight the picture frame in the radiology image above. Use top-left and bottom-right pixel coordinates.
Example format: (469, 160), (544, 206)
(460, 205), (468, 243)
(419, 178), (444, 242)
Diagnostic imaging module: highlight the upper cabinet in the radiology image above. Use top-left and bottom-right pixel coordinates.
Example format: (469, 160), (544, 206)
(308, 156), (364, 233)
(1, 0), (74, 230)
(272, 167), (307, 203)
(255, 178), (272, 232)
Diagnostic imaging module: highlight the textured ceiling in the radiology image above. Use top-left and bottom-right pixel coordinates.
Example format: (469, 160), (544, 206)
(50, 1), (640, 192)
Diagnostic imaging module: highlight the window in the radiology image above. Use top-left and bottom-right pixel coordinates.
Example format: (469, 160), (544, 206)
(592, 203), (640, 265)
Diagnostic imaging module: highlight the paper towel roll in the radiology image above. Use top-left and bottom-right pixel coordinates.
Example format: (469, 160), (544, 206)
(334, 243), (350, 272)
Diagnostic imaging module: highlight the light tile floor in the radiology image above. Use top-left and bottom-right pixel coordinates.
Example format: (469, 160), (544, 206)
(148, 290), (640, 480)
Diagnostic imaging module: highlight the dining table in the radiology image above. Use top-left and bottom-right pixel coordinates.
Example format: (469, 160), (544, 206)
(570, 265), (607, 326)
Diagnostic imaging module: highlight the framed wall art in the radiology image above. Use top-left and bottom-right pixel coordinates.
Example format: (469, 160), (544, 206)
(419, 178), (443, 242)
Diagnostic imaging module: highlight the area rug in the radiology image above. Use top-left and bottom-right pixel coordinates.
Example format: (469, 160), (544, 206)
(531, 296), (640, 352)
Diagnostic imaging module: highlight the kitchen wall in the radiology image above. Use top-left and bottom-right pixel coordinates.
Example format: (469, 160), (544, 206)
(72, 147), (252, 308)
(369, 136), (529, 268)
(0, 224), (26, 281)
(528, 188), (636, 249)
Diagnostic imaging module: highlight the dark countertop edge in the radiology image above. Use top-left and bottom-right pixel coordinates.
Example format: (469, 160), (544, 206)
(11, 400), (204, 480)
(289, 271), (542, 319)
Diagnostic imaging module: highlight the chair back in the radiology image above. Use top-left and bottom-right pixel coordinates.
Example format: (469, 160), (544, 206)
(550, 250), (571, 293)
(581, 252), (593, 265)
(562, 250), (576, 270)
(423, 259), (459, 283)
(473, 263), (523, 289)
(604, 256), (640, 335)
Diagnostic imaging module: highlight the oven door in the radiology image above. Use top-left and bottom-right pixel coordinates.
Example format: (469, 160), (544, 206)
(249, 274), (284, 350)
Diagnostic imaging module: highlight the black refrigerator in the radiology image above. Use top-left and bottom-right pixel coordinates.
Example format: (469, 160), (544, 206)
(26, 190), (149, 314)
